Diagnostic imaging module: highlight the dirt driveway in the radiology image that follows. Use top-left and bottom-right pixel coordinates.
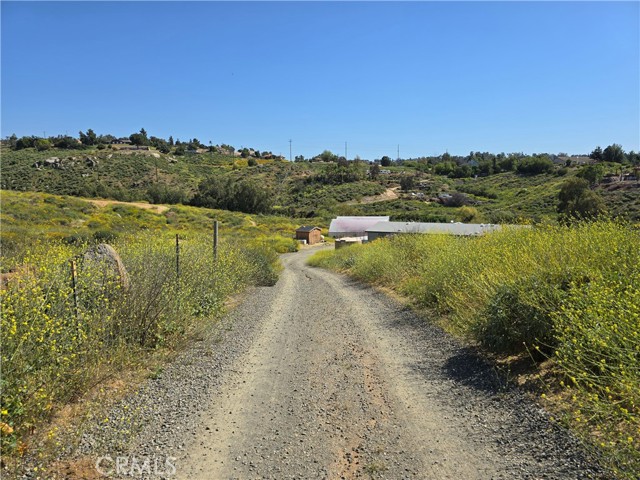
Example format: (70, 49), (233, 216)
(168, 247), (604, 479)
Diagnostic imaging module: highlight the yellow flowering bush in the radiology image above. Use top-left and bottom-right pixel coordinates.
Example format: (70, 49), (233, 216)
(310, 220), (639, 475)
(1, 231), (281, 454)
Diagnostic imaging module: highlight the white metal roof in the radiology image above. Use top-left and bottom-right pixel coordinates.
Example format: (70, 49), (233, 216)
(328, 216), (390, 237)
(366, 221), (506, 236)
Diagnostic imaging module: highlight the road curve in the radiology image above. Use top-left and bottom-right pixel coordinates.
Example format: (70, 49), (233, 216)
(174, 247), (604, 480)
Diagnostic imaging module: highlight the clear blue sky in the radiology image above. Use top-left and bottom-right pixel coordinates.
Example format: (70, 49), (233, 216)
(2, 1), (639, 160)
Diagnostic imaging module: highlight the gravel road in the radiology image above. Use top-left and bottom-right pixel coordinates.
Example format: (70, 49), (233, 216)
(75, 246), (608, 480)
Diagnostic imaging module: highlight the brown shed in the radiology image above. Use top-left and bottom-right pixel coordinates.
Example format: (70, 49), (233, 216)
(295, 226), (322, 245)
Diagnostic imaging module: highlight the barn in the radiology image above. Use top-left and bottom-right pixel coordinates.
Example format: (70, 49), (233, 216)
(295, 226), (323, 245)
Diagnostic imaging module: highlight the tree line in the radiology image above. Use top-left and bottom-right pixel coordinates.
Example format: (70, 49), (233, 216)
(2, 129), (282, 159)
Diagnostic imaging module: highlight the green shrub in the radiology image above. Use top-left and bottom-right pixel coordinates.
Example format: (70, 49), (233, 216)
(308, 220), (639, 476)
(0, 231), (283, 455)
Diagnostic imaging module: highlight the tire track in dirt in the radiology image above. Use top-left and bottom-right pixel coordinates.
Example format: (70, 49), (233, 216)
(172, 247), (606, 479)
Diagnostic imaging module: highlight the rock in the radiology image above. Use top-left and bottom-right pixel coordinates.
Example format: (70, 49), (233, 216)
(83, 243), (130, 290)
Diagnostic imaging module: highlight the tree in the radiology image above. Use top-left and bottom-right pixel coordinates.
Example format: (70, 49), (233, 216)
(168, 136), (174, 146)
(6, 134), (17, 149)
(190, 177), (273, 214)
(54, 135), (81, 149)
(369, 164), (380, 179)
(627, 151), (640, 166)
(576, 164), (605, 185)
(79, 129), (97, 146)
(557, 177), (605, 220)
(34, 138), (52, 151)
(158, 143), (171, 154)
(248, 157), (257, 167)
(516, 156), (554, 175)
(400, 175), (416, 191)
(603, 144), (625, 163)
(589, 146), (603, 161)
(450, 164), (472, 178)
(129, 133), (145, 147)
(318, 150), (338, 162)
(380, 156), (391, 167)
(15, 136), (35, 150)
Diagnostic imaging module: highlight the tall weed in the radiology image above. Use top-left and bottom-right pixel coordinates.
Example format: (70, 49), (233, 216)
(0, 232), (281, 454)
(309, 221), (639, 475)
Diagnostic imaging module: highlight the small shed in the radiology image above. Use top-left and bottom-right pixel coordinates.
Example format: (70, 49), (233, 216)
(295, 226), (322, 245)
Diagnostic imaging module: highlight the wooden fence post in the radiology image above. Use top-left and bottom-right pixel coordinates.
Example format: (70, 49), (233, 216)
(175, 234), (180, 279)
(213, 221), (219, 262)
(70, 259), (79, 320)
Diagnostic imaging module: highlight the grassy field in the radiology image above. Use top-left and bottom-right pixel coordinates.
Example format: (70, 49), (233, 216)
(0, 190), (306, 467)
(309, 222), (640, 479)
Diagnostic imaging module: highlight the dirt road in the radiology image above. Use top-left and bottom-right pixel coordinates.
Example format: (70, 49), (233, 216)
(167, 247), (604, 479)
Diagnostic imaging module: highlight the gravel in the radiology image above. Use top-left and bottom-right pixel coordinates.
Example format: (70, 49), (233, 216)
(37, 246), (610, 479)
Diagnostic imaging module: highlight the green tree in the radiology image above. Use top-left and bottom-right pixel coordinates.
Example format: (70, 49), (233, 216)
(589, 146), (603, 161)
(6, 134), (17, 149)
(400, 175), (417, 191)
(15, 136), (35, 150)
(380, 156), (391, 167)
(79, 129), (97, 146)
(557, 177), (605, 220)
(576, 164), (605, 185)
(191, 177), (273, 214)
(369, 164), (380, 179)
(318, 150), (338, 162)
(516, 156), (554, 175)
(602, 144), (625, 163)
(34, 138), (52, 151)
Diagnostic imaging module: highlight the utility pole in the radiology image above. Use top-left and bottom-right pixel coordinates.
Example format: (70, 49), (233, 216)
(289, 139), (292, 162)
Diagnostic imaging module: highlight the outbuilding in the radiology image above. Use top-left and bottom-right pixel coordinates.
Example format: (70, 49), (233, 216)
(366, 221), (503, 241)
(295, 226), (323, 245)
(328, 216), (390, 239)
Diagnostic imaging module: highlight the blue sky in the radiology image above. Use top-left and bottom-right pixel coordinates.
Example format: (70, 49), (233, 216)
(2, 1), (639, 160)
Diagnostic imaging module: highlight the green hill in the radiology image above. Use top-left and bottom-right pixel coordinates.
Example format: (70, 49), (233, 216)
(2, 145), (639, 225)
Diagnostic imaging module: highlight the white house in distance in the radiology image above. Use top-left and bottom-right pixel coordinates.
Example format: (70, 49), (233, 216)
(328, 216), (390, 239)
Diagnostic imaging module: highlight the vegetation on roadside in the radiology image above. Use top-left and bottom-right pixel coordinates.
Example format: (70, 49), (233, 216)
(308, 221), (640, 478)
(0, 191), (300, 468)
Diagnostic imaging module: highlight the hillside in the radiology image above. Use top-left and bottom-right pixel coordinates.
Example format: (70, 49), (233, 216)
(2, 145), (639, 225)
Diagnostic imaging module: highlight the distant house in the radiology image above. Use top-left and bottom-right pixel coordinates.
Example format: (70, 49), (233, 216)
(295, 226), (322, 245)
(366, 221), (513, 241)
(112, 137), (132, 145)
(328, 216), (390, 239)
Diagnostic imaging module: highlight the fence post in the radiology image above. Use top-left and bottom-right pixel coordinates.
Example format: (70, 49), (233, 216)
(70, 259), (79, 320)
(175, 234), (180, 279)
(213, 220), (219, 262)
